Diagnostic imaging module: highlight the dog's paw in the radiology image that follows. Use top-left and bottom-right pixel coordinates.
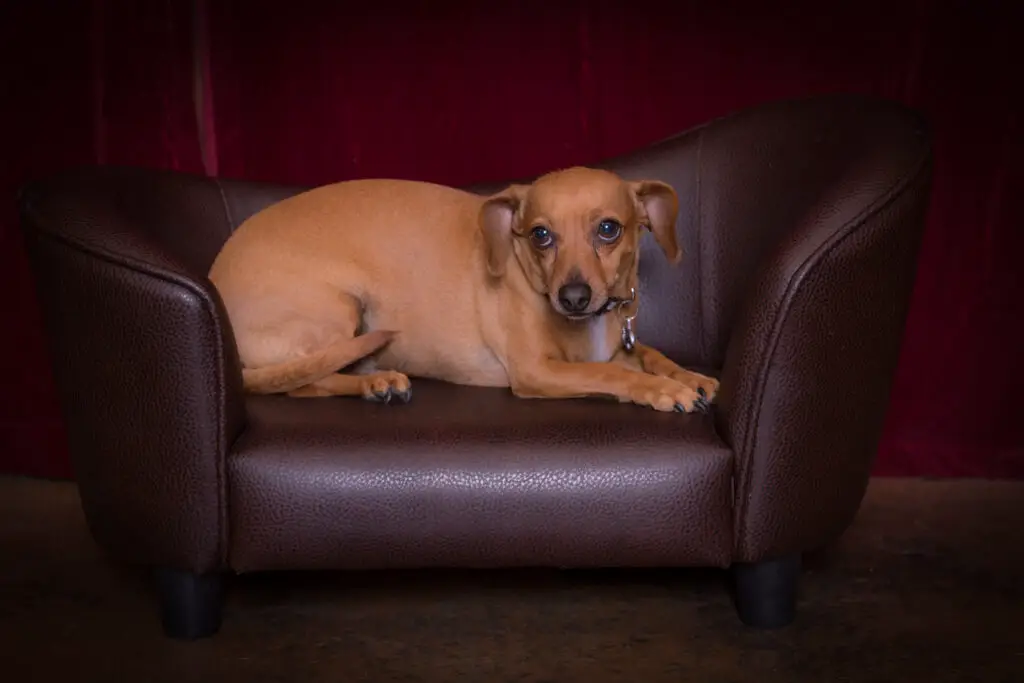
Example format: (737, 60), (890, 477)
(631, 376), (705, 414)
(360, 371), (412, 404)
(667, 370), (719, 408)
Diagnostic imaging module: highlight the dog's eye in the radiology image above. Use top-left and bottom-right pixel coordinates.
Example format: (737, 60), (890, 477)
(529, 226), (554, 249)
(596, 219), (623, 243)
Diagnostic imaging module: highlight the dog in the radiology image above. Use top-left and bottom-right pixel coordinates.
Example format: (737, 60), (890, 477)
(208, 166), (719, 412)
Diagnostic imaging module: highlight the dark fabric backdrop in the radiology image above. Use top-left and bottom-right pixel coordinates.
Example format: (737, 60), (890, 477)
(2, 0), (1021, 479)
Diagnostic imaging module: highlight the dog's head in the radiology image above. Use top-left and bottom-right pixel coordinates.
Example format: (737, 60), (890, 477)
(479, 167), (680, 321)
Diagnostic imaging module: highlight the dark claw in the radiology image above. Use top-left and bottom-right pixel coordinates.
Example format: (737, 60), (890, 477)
(366, 388), (393, 403)
(697, 387), (707, 398)
(394, 387), (413, 403)
(674, 403), (687, 413)
(695, 398), (710, 413)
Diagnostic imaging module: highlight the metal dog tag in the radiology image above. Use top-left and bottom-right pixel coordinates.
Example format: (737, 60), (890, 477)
(621, 317), (637, 353)
(617, 286), (638, 353)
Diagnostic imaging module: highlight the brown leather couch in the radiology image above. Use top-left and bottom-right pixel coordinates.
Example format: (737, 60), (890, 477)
(18, 94), (932, 640)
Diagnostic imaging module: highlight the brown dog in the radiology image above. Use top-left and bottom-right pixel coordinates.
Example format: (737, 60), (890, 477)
(208, 167), (719, 412)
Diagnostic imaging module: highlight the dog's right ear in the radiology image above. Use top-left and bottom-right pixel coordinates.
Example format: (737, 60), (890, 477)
(479, 184), (528, 278)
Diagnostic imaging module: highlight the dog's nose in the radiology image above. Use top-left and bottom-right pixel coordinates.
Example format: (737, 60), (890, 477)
(558, 283), (592, 313)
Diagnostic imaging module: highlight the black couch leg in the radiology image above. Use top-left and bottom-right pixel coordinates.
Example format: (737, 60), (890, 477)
(732, 554), (801, 629)
(154, 568), (225, 640)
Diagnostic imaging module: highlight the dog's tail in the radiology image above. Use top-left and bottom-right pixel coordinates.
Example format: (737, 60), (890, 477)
(241, 330), (396, 395)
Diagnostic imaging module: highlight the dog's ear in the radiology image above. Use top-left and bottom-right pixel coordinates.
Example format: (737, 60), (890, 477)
(479, 184), (528, 278)
(631, 180), (681, 264)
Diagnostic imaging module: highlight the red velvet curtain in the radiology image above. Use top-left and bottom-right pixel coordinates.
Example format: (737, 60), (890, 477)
(0, 0), (205, 478)
(2, 0), (1021, 479)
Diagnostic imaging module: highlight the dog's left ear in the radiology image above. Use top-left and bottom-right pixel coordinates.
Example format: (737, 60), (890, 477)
(479, 184), (528, 278)
(631, 180), (681, 264)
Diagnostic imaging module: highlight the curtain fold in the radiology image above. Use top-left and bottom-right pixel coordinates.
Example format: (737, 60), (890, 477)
(0, 0), (205, 478)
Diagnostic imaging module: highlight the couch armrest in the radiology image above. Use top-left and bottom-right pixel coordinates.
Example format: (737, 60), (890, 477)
(710, 100), (934, 562)
(18, 166), (246, 574)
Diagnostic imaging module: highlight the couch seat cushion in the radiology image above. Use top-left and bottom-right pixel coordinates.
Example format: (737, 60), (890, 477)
(227, 379), (734, 572)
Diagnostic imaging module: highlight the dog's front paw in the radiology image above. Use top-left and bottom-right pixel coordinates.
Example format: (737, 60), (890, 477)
(667, 370), (719, 409)
(630, 376), (705, 414)
(360, 371), (412, 404)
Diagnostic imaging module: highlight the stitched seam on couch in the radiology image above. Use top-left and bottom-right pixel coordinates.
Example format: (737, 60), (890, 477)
(734, 145), (933, 554)
(213, 177), (238, 235)
(28, 226), (230, 572)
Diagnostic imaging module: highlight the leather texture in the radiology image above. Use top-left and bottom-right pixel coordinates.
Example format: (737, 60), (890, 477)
(19, 167), (247, 573)
(19, 94), (932, 575)
(229, 380), (733, 571)
(216, 176), (305, 230)
(706, 99), (932, 561)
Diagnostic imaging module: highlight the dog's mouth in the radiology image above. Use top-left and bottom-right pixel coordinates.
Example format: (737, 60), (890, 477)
(556, 298), (617, 323)
(564, 312), (595, 322)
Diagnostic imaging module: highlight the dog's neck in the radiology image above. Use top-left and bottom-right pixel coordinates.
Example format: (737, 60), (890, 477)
(586, 315), (616, 363)
(552, 311), (618, 363)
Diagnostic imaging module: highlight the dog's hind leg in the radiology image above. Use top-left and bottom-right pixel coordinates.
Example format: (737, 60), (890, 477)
(287, 370), (412, 403)
(236, 291), (398, 396)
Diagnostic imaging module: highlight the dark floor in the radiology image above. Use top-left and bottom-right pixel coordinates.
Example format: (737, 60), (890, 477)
(1, 477), (1022, 682)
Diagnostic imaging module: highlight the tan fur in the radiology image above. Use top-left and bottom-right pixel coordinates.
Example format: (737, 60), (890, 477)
(208, 168), (719, 412)
(241, 330), (395, 395)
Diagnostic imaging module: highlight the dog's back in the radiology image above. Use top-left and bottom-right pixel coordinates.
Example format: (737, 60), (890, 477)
(209, 178), (509, 389)
(212, 179), (480, 286)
